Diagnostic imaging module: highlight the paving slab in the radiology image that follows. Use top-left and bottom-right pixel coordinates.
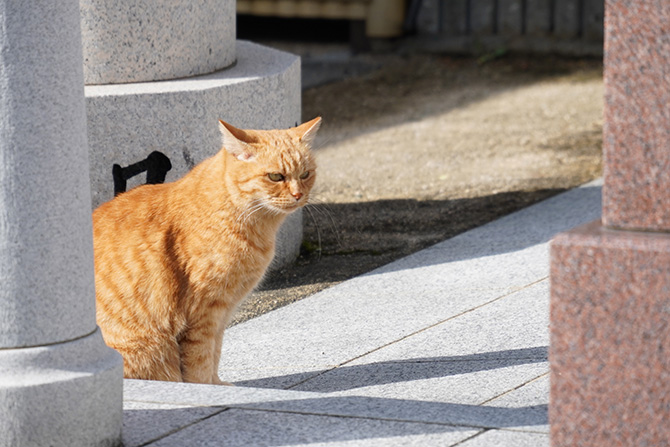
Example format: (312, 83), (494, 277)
(123, 401), (225, 447)
(122, 180), (602, 446)
(457, 428), (550, 447)
(124, 380), (544, 433)
(302, 280), (550, 372)
(219, 182), (602, 388)
(289, 280), (550, 407)
(146, 408), (480, 447)
(239, 396), (549, 431)
(292, 358), (548, 404)
(124, 381), (485, 446)
(125, 379), (318, 408)
(485, 374), (550, 434)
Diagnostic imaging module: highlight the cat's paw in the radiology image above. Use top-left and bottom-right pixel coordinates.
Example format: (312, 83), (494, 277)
(212, 376), (235, 386)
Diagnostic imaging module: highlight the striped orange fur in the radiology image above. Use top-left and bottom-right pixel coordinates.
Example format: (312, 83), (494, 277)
(92, 117), (321, 384)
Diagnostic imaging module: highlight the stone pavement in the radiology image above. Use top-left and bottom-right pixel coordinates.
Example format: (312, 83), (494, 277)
(122, 180), (602, 446)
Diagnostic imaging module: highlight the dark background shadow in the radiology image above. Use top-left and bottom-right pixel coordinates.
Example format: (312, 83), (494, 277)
(259, 188), (565, 292)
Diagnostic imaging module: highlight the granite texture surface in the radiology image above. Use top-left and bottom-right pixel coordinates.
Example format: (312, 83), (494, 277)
(290, 280), (550, 406)
(123, 382), (487, 445)
(218, 182), (601, 386)
(602, 0), (670, 231)
(120, 181), (602, 446)
(123, 401), (224, 447)
(459, 429), (549, 447)
(486, 374), (549, 433)
(85, 41), (302, 267)
(125, 381), (529, 444)
(550, 220), (670, 446)
(0, 0), (99, 349)
(549, 1), (670, 445)
(146, 408), (478, 447)
(80, 0), (236, 84)
(0, 329), (123, 447)
(85, 41), (300, 209)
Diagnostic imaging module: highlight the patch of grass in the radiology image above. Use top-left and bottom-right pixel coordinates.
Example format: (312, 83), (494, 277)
(476, 47), (509, 65)
(300, 240), (321, 256)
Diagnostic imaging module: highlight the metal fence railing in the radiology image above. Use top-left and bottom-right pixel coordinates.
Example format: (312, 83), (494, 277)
(414, 0), (604, 56)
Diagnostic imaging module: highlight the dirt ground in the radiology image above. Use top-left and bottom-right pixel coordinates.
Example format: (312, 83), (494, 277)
(232, 52), (603, 326)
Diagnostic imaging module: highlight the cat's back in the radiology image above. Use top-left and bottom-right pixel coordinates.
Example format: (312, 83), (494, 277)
(92, 182), (180, 279)
(94, 182), (171, 228)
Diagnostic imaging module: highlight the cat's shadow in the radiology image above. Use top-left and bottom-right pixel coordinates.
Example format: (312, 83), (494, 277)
(233, 346), (548, 393)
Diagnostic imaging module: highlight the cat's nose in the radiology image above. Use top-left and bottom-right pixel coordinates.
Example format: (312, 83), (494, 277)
(292, 191), (303, 201)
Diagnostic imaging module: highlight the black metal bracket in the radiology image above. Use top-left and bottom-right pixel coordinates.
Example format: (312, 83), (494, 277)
(112, 151), (172, 196)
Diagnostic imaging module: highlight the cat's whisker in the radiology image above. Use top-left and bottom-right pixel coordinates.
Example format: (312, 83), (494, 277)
(305, 198), (342, 248)
(237, 208), (253, 225)
(304, 205), (322, 260)
(237, 200), (267, 225)
(236, 208), (251, 225)
(241, 207), (263, 225)
(311, 133), (336, 151)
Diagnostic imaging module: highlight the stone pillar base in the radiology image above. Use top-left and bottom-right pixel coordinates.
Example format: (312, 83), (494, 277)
(0, 329), (123, 447)
(85, 41), (302, 268)
(550, 221), (670, 446)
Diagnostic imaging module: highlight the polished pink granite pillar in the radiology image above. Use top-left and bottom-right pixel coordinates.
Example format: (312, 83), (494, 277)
(550, 1), (670, 446)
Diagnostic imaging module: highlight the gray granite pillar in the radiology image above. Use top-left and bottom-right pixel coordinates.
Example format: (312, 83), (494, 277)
(0, 1), (123, 446)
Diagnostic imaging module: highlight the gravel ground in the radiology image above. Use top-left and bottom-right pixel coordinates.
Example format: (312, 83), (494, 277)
(232, 51), (603, 326)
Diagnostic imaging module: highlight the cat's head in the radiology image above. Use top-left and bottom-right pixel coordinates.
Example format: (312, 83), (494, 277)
(218, 117), (321, 214)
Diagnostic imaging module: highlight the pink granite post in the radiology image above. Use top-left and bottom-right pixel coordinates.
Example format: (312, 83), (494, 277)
(550, 1), (670, 446)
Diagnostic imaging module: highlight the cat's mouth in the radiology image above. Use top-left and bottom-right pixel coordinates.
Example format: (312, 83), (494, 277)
(276, 203), (302, 212)
(270, 199), (306, 213)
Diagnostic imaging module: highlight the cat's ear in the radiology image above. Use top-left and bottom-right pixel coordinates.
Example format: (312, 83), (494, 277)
(294, 117), (322, 147)
(219, 120), (255, 161)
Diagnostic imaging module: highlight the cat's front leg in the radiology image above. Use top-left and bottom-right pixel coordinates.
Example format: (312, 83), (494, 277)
(211, 377), (234, 386)
(113, 336), (182, 382)
(180, 321), (221, 384)
(209, 324), (233, 385)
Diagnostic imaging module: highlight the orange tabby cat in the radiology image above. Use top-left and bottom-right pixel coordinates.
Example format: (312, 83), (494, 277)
(93, 117), (321, 384)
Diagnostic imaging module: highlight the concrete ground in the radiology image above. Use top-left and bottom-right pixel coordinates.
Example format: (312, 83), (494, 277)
(122, 179), (602, 446)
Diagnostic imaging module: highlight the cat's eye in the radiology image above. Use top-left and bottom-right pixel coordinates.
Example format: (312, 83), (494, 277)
(299, 171), (310, 180)
(268, 173), (285, 182)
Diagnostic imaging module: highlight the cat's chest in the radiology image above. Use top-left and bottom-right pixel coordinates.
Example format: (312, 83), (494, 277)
(186, 229), (274, 288)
